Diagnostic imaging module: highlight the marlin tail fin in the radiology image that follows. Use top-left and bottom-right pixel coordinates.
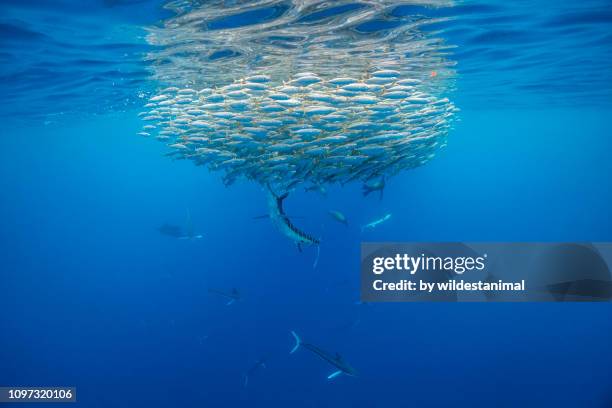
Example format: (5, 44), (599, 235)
(290, 331), (301, 354)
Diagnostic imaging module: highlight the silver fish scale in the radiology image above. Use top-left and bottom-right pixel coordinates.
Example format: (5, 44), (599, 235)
(140, 70), (456, 190)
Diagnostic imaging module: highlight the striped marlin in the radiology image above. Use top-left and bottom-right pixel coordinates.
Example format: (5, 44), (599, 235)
(289, 331), (357, 380)
(243, 358), (267, 388)
(208, 288), (240, 305)
(266, 188), (320, 252)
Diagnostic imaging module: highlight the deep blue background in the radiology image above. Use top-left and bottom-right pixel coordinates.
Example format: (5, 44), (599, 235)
(1, 0), (612, 407)
(1, 108), (611, 407)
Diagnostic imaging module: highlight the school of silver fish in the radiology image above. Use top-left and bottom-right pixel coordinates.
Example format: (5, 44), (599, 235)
(139, 68), (456, 191)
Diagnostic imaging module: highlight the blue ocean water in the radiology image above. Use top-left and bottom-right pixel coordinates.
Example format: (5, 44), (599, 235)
(1, 1), (612, 407)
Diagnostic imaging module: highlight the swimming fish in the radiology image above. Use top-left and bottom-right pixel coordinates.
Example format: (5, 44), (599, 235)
(289, 331), (357, 380)
(304, 184), (327, 196)
(267, 188), (319, 252)
(209, 288), (241, 305)
(328, 210), (348, 227)
(244, 358), (267, 388)
(361, 213), (392, 231)
(362, 177), (385, 200)
(157, 223), (184, 238)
